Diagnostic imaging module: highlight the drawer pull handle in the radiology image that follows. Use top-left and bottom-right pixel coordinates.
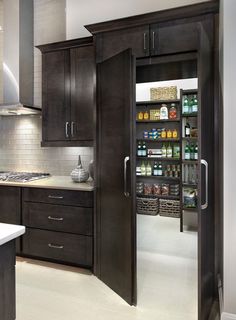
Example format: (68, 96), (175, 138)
(48, 216), (64, 221)
(48, 195), (64, 199)
(48, 243), (64, 250)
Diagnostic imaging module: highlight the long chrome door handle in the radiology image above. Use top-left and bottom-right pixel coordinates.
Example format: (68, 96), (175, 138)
(152, 31), (155, 49)
(201, 159), (208, 210)
(143, 33), (147, 51)
(124, 156), (130, 197)
(65, 122), (69, 138)
(71, 121), (75, 137)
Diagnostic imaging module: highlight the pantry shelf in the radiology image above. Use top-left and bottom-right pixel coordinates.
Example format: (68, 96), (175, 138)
(136, 157), (180, 162)
(136, 175), (180, 181)
(136, 99), (180, 106)
(137, 194), (180, 200)
(182, 160), (198, 164)
(183, 207), (198, 212)
(182, 113), (198, 117)
(136, 139), (180, 142)
(136, 119), (180, 123)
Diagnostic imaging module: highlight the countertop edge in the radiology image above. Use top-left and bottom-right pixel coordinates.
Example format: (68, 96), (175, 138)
(0, 224), (26, 246)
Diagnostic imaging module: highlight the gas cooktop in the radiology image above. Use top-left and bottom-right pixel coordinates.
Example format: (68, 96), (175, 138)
(0, 172), (50, 183)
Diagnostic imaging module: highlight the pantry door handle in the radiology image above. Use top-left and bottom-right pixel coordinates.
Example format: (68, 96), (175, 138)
(152, 31), (155, 49)
(65, 122), (69, 138)
(48, 243), (64, 250)
(201, 159), (208, 210)
(48, 216), (64, 221)
(143, 33), (147, 51)
(71, 121), (75, 137)
(124, 156), (130, 197)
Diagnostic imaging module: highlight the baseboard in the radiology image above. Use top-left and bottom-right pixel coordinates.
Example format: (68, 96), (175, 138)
(221, 312), (236, 320)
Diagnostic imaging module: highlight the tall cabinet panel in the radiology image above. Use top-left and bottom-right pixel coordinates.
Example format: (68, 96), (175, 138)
(42, 50), (70, 142)
(96, 49), (136, 305)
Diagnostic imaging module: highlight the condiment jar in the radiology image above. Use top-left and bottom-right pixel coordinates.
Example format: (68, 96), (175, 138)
(138, 111), (144, 120)
(143, 110), (149, 120)
(167, 129), (172, 139)
(161, 129), (167, 139)
(160, 104), (168, 120)
(169, 103), (177, 119)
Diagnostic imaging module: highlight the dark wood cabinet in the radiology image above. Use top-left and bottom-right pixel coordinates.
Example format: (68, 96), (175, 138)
(0, 241), (16, 320)
(96, 25), (149, 62)
(22, 187), (94, 268)
(0, 187), (21, 253)
(37, 37), (95, 147)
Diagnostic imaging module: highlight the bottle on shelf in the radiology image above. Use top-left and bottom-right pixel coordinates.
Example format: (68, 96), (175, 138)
(167, 129), (172, 139)
(146, 162), (152, 176)
(161, 128), (167, 139)
(141, 161), (146, 176)
(153, 162), (158, 176)
(142, 142), (147, 157)
(157, 162), (163, 176)
(190, 144), (195, 160)
(192, 95), (198, 113)
(162, 144), (167, 158)
(143, 110), (149, 120)
(167, 144), (173, 158)
(137, 141), (142, 157)
(173, 144), (180, 159)
(169, 103), (177, 119)
(188, 96), (193, 113)
(172, 129), (178, 139)
(185, 122), (191, 137)
(185, 144), (191, 160)
(160, 104), (168, 120)
(194, 144), (198, 160)
(183, 96), (189, 114)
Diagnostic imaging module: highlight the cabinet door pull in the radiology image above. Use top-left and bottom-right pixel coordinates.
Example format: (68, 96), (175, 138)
(201, 159), (208, 210)
(152, 31), (155, 50)
(48, 195), (64, 200)
(48, 216), (64, 221)
(124, 156), (130, 197)
(65, 122), (69, 138)
(48, 243), (64, 250)
(71, 121), (75, 137)
(143, 33), (147, 51)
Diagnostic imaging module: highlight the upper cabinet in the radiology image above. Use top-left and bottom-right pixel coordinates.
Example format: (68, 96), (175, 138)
(86, 2), (218, 62)
(37, 38), (95, 147)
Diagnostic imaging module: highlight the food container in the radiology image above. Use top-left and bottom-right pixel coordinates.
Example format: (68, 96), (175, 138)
(150, 86), (177, 101)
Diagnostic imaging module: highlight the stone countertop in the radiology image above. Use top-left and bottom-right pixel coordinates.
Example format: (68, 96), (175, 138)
(0, 223), (25, 246)
(0, 176), (94, 191)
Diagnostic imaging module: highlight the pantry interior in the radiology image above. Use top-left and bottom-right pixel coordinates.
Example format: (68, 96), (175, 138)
(135, 57), (199, 317)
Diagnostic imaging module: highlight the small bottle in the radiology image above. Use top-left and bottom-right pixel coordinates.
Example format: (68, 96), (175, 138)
(192, 95), (198, 113)
(142, 142), (147, 157)
(167, 144), (173, 158)
(190, 144), (195, 160)
(141, 162), (146, 176)
(162, 144), (167, 158)
(194, 144), (198, 160)
(167, 129), (172, 139)
(172, 129), (178, 139)
(138, 111), (144, 120)
(153, 162), (158, 176)
(185, 122), (191, 137)
(183, 96), (189, 114)
(144, 110), (149, 120)
(146, 162), (152, 176)
(185, 144), (191, 160)
(169, 103), (177, 119)
(137, 141), (142, 157)
(157, 162), (163, 176)
(161, 128), (167, 139)
(188, 96), (193, 114)
(160, 104), (168, 120)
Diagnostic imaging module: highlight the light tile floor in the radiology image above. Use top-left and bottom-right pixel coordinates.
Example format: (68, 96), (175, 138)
(16, 216), (197, 320)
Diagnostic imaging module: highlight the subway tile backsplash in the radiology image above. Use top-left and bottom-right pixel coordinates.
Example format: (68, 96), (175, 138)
(0, 116), (93, 176)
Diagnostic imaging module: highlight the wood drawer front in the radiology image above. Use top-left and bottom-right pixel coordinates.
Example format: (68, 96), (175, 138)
(23, 188), (93, 207)
(23, 228), (93, 267)
(23, 202), (93, 236)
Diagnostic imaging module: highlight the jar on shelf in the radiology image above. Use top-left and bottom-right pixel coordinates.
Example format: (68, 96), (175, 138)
(169, 103), (177, 119)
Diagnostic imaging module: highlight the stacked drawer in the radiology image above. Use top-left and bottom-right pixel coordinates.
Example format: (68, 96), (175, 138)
(22, 188), (93, 267)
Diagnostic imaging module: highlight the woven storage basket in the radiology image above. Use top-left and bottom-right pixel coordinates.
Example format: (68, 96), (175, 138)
(137, 197), (158, 215)
(159, 199), (180, 218)
(150, 86), (177, 101)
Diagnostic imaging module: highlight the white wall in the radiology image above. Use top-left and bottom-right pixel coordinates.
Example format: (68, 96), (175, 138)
(66, 0), (211, 39)
(222, 0), (236, 318)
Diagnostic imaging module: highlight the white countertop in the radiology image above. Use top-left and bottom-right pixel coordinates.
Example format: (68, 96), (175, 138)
(0, 223), (25, 246)
(0, 176), (94, 191)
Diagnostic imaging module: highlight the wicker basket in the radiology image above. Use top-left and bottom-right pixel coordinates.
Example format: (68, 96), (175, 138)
(137, 197), (158, 215)
(150, 86), (177, 101)
(159, 199), (180, 218)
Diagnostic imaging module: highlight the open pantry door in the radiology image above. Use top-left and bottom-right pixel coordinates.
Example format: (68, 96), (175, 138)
(96, 49), (136, 305)
(198, 19), (215, 320)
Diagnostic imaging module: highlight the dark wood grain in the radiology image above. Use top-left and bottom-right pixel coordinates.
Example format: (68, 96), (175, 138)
(42, 50), (70, 142)
(23, 228), (93, 267)
(23, 202), (93, 235)
(70, 45), (95, 141)
(96, 49), (136, 305)
(0, 241), (16, 320)
(23, 188), (93, 208)
(0, 187), (21, 254)
(37, 37), (93, 53)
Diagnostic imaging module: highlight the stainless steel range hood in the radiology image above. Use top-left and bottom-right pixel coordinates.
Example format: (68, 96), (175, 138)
(0, 0), (41, 116)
